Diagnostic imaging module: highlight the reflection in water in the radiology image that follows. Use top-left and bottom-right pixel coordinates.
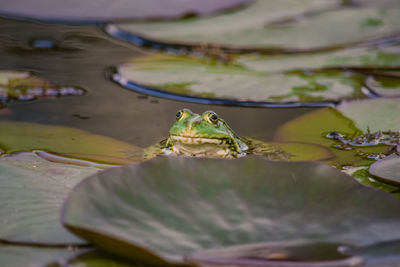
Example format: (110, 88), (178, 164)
(0, 70), (85, 107)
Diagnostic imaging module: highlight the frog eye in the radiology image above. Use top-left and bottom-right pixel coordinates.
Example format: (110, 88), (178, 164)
(176, 108), (193, 121)
(176, 110), (183, 120)
(208, 112), (219, 124)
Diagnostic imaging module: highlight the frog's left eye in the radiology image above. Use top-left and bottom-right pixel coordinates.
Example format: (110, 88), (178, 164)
(176, 110), (183, 120)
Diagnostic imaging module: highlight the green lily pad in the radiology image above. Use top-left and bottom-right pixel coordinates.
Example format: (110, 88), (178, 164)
(0, 0), (251, 23)
(369, 154), (400, 186)
(0, 152), (99, 245)
(0, 71), (85, 108)
(115, 54), (371, 105)
(110, 1), (400, 51)
(62, 157), (400, 266)
(337, 98), (400, 132)
(0, 121), (142, 165)
(238, 46), (400, 73)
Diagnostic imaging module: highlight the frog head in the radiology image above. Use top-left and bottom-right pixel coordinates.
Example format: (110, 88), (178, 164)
(165, 109), (248, 158)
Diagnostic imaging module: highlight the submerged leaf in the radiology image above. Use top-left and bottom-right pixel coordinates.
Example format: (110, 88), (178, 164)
(62, 156), (400, 266)
(249, 140), (333, 161)
(110, 1), (400, 50)
(0, 121), (142, 165)
(0, 70), (85, 108)
(0, 152), (98, 244)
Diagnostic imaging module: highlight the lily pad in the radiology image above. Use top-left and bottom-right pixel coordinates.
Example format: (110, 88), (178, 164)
(238, 46), (400, 73)
(274, 107), (391, 167)
(114, 54), (371, 106)
(109, 1), (400, 51)
(0, 152), (99, 244)
(0, 121), (142, 165)
(0, 70), (85, 108)
(337, 98), (400, 132)
(369, 154), (400, 186)
(62, 156), (400, 266)
(0, 0), (251, 23)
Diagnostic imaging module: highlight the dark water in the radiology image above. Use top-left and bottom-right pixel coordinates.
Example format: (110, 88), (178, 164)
(0, 18), (314, 148)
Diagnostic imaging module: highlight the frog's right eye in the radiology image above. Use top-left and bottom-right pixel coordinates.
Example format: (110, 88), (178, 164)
(176, 110), (183, 120)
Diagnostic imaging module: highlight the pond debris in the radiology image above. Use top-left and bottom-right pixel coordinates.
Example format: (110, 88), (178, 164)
(326, 129), (399, 160)
(0, 70), (86, 108)
(190, 43), (234, 64)
(327, 129), (400, 147)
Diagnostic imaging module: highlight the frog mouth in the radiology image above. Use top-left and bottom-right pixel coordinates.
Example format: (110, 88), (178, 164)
(170, 135), (225, 145)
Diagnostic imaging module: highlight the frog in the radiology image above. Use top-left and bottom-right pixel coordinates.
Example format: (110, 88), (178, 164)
(143, 108), (291, 160)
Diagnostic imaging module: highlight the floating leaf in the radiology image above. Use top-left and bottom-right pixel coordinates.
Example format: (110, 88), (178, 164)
(0, 70), (85, 108)
(0, 152), (98, 244)
(337, 98), (400, 132)
(62, 157), (400, 266)
(115, 54), (371, 106)
(369, 154), (400, 186)
(109, 1), (400, 51)
(275, 107), (391, 167)
(238, 46), (400, 73)
(0, 121), (142, 165)
(0, 0), (251, 23)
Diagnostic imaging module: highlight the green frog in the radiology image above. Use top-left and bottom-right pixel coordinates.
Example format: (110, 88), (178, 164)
(144, 109), (291, 160)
